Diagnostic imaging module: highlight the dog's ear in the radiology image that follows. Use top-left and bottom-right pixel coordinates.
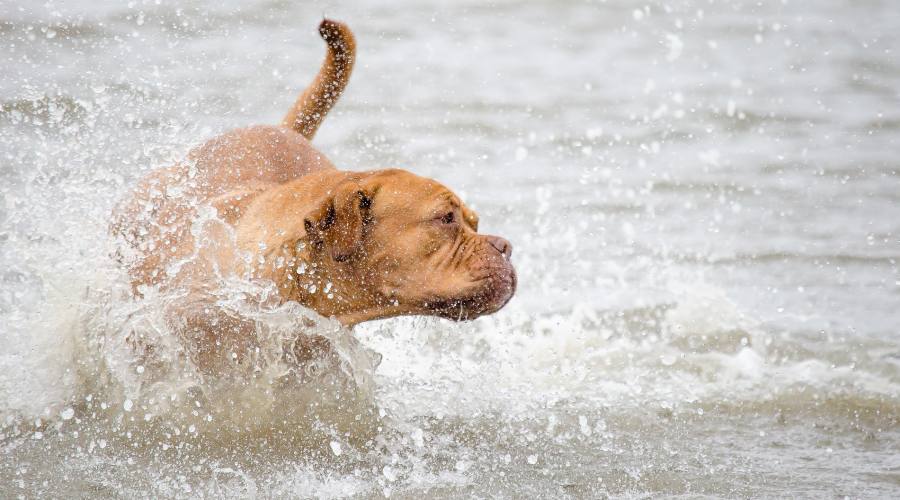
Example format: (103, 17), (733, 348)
(303, 182), (370, 262)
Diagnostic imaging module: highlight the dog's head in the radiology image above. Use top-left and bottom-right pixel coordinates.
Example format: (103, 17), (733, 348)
(277, 169), (516, 325)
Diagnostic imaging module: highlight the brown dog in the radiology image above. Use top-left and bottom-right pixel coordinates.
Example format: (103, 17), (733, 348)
(111, 20), (516, 371)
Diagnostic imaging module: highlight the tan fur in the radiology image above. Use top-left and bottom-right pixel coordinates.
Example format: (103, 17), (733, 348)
(111, 19), (515, 373)
(281, 20), (356, 139)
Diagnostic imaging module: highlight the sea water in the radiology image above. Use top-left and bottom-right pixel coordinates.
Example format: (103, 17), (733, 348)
(1, 0), (898, 497)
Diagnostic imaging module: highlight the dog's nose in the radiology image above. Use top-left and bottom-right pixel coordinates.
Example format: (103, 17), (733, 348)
(486, 235), (512, 258)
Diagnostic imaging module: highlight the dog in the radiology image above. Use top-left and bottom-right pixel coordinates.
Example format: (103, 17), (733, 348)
(111, 20), (516, 372)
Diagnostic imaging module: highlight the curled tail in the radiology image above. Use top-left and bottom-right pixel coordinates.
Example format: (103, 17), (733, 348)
(282, 19), (356, 140)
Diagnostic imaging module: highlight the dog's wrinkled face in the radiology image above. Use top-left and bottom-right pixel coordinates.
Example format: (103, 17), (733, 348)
(298, 169), (516, 324)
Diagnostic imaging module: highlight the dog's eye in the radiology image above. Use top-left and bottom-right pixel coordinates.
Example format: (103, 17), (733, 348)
(440, 211), (455, 224)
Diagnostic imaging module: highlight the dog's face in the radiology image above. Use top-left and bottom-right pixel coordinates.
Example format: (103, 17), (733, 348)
(298, 169), (516, 324)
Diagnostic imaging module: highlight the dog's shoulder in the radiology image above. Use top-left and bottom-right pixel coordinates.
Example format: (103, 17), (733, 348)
(187, 125), (337, 191)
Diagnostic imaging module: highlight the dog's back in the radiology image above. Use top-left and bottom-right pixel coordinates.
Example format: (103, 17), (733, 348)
(111, 20), (356, 290)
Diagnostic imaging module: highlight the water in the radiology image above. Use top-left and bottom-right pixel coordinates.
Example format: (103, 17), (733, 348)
(2, 0), (899, 497)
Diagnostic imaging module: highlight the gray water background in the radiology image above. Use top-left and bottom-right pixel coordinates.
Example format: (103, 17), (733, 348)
(1, 0), (899, 497)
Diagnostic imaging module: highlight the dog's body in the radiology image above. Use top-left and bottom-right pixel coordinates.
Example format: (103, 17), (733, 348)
(112, 20), (515, 372)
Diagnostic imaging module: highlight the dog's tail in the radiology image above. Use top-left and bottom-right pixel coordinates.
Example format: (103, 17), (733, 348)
(282, 19), (356, 140)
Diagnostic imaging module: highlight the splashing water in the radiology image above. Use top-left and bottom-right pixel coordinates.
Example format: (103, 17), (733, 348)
(2, 0), (900, 497)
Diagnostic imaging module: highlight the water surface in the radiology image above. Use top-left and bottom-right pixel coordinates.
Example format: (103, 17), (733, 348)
(1, 0), (899, 497)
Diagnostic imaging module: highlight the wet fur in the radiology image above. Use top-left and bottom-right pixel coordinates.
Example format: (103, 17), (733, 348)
(111, 20), (515, 373)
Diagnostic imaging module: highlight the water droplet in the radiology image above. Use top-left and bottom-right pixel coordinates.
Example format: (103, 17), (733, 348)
(514, 146), (528, 162)
(579, 415), (592, 436)
(411, 428), (424, 448)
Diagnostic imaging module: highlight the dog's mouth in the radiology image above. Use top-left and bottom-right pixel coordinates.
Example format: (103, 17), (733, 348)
(426, 262), (517, 321)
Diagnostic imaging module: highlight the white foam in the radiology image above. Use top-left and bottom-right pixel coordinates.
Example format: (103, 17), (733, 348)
(1, 264), (381, 445)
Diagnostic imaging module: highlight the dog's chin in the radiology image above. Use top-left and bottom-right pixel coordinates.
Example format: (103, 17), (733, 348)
(428, 265), (517, 321)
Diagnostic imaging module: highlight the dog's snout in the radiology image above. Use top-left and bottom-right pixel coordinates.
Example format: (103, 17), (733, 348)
(486, 235), (512, 258)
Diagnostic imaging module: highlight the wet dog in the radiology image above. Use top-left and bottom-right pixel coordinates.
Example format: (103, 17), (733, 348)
(111, 20), (516, 372)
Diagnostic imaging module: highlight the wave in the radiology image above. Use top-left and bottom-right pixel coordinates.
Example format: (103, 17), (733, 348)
(359, 282), (900, 421)
(0, 94), (90, 129)
(0, 267), (382, 453)
(1, 218), (896, 498)
(664, 250), (900, 266)
(0, 18), (111, 41)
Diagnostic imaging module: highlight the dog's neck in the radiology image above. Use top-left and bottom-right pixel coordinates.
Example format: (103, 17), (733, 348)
(232, 174), (377, 325)
(251, 239), (412, 326)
